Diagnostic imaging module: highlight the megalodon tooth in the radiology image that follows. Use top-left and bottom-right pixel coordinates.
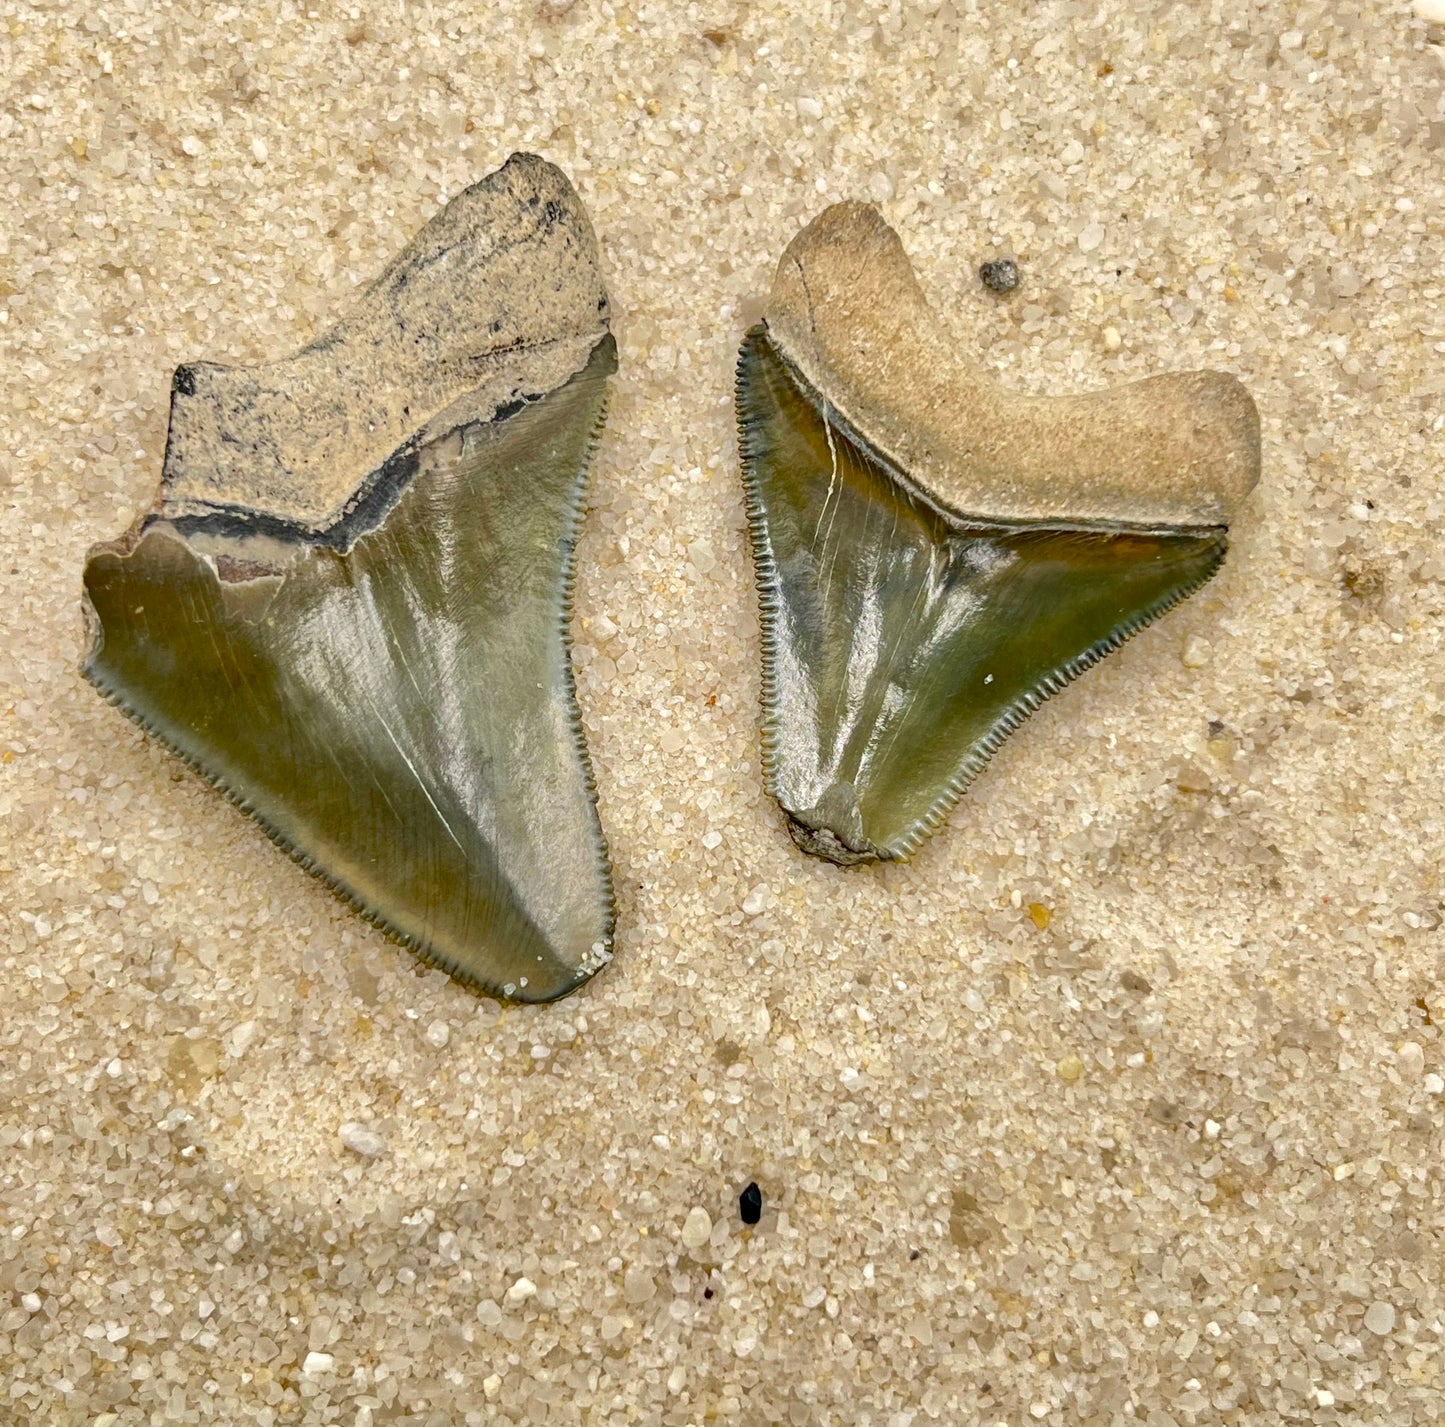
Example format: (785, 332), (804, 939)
(736, 202), (1261, 865)
(82, 153), (617, 1001)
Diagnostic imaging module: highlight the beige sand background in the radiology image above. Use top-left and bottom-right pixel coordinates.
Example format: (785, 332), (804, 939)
(2, 2), (1443, 1423)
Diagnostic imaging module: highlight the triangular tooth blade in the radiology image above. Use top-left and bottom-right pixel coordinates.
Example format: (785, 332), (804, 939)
(737, 203), (1260, 866)
(738, 330), (1226, 863)
(81, 154), (616, 1001)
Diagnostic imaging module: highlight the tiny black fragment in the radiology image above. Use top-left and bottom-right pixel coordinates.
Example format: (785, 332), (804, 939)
(978, 258), (1021, 295)
(739, 1181), (762, 1225)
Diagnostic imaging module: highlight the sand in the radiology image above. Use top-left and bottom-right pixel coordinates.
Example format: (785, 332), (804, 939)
(2, 2), (1443, 1424)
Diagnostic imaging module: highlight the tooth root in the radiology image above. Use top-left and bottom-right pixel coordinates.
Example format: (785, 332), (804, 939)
(763, 202), (1260, 532)
(737, 204), (1259, 866)
(81, 154), (616, 1001)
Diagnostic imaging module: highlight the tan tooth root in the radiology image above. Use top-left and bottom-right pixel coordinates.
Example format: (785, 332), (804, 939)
(765, 201), (1259, 533)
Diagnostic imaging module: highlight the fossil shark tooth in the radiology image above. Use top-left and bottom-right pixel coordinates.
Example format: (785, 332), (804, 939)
(736, 202), (1261, 865)
(82, 153), (617, 1001)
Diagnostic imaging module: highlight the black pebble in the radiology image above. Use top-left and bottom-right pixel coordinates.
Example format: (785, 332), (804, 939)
(739, 1181), (762, 1225)
(978, 258), (1021, 295)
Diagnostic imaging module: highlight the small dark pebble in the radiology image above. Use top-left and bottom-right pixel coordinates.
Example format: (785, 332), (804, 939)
(739, 1181), (762, 1225)
(978, 258), (1021, 295)
(1149, 1095), (1182, 1126)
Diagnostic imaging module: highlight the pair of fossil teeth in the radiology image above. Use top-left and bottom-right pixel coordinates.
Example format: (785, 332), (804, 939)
(81, 153), (1260, 1003)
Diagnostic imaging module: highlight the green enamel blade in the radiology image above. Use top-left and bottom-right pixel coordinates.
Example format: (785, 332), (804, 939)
(80, 154), (618, 1000)
(85, 338), (616, 1001)
(737, 327), (1228, 864)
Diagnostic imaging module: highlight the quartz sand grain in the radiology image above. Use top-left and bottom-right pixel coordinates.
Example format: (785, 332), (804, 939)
(2, 3), (1444, 1425)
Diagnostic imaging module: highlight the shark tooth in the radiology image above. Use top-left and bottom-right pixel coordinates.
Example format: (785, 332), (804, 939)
(82, 153), (617, 1001)
(736, 202), (1260, 865)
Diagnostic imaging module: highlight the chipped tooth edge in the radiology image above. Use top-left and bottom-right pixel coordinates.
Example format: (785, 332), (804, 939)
(734, 322), (1231, 867)
(80, 335), (618, 1004)
(160, 152), (612, 537)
